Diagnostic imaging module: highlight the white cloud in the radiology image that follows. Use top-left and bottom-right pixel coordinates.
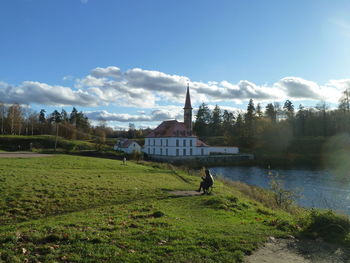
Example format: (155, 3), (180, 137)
(85, 108), (182, 123)
(62, 75), (74, 81)
(90, 66), (121, 79)
(0, 66), (346, 108)
(277, 77), (322, 100)
(0, 81), (99, 106)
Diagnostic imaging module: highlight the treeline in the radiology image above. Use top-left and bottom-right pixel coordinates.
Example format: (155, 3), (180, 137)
(194, 88), (350, 149)
(0, 103), (93, 139)
(0, 102), (150, 142)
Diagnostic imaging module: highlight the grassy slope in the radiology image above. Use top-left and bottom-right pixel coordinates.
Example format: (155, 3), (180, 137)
(0, 156), (299, 262)
(0, 135), (98, 152)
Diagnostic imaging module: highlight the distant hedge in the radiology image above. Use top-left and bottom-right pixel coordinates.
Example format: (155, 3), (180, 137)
(0, 135), (97, 152)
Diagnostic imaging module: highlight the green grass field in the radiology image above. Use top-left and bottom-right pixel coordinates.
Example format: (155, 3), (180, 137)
(0, 155), (344, 262)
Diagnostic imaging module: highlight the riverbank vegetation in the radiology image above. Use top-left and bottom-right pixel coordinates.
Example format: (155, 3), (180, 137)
(0, 155), (349, 262)
(192, 88), (350, 168)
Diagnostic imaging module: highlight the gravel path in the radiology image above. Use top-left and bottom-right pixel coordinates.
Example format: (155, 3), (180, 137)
(0, 152), (53, 158)
(245, 238), (350, 263)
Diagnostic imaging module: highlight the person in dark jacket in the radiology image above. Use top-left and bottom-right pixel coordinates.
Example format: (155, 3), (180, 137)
(197, 167), (214, 192)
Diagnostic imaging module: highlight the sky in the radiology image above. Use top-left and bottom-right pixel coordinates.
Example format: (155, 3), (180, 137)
(1, 0), (350, 129)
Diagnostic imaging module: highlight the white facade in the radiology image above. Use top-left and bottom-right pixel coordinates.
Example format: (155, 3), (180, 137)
(143, 137), (209, 157)
(114, 141), (142, 154)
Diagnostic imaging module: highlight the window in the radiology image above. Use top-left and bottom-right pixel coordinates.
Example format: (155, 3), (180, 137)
(153, 148), (155, 154)
(190, 140), (192, 146)
(160, 148), (163, 155)
(176, 149), (179, 156)
(183, 149), (186, 156)
(153, 139), (155, 146)
(148, 148), (150, 154)
(201, 148), (204, 155)
(166, 139), (168, 146)
(166, 148), (168, 156)
(161, 139), (163, 146)
(190, 148), (193, 156)
(176, 139), (179, 147)
(183, 140), (186, 147)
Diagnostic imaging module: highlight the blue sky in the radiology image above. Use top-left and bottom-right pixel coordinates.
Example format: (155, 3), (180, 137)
(1, 0), (350, 128)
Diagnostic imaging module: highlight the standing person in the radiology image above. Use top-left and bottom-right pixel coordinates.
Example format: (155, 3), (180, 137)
(197, 167), (214, 192)
(123, 156), (126, 165)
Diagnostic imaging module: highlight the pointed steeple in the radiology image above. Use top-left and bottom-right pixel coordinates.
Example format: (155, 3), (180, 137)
(183, 83), (193, 133)
(184, 83), (192, 109)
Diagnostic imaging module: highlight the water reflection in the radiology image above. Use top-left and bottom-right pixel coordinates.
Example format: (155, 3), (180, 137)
(210, 166), (350, 214)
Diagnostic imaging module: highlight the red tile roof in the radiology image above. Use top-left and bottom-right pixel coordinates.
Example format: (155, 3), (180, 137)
(146, 120), (193, 138)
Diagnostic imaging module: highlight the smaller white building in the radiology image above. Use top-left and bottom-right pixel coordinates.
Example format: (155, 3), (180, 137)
(114, 139), (141, 154)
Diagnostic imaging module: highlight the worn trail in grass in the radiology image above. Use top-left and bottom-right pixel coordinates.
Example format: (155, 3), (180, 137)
(0, 155), (300, 262)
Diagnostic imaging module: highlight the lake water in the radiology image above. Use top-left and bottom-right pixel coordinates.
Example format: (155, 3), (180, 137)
(210, 166), (350, 214)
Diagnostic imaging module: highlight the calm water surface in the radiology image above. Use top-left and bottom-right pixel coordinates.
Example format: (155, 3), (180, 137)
(210, 166), (350, 214)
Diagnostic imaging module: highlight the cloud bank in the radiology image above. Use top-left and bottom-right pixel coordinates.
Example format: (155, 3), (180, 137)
(0, 66), (348, 124)
(1, 66), (347, 108)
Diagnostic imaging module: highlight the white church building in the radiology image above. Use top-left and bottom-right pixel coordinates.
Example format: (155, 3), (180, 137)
(143, 85), (239, 158)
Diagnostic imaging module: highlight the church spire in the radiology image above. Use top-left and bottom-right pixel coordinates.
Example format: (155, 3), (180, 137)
(184, 83), (193, 134)
(184, 83), (192, 109)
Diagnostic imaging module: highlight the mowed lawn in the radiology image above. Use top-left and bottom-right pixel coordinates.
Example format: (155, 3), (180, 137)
(0, 155), (297, 262)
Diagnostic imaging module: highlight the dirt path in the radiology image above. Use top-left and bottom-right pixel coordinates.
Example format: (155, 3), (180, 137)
(169, 190), (203, 197)
(245, 238), (350, 263)
(0, 152), (53, 158)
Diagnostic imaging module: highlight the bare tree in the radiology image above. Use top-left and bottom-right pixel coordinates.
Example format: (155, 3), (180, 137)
(0, 102), (5, 135)
(7, 103), (23, 135)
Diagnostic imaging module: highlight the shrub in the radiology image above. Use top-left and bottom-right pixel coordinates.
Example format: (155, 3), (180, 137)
(302, 210), (350, 242)
(269, 172), (300, 210)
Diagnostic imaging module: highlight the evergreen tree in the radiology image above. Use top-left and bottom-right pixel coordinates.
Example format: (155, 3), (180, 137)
(193, 103), (211, 137)
(244, 99), (256, 146)
(39, 109), (46, 124)
(256, 103), (263, 118)
(283, 100), (295, 119)
(234, 113), (244, 138)
(244, 99), (256, 123)
(265, 103), (276, 122)
(316, 101), (328, 136)
(222, 110), (235, 132)
(61, 109), (69, 123)
(70, 107), (78, 126)
(295, 104), (306, 136)
(209, 105), (222, 136)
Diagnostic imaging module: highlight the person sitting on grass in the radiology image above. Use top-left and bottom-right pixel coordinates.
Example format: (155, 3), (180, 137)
(197, 167), (214, 193)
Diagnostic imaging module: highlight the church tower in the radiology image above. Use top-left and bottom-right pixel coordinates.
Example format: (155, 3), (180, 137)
(184, 83), (193, 134)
